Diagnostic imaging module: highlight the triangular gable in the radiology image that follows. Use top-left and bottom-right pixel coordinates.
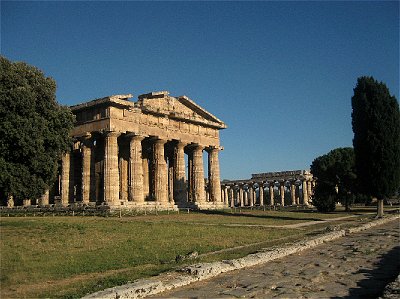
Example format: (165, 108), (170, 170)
(138, 92), (227, 129)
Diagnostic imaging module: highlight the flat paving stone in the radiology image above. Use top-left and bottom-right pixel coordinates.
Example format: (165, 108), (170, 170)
(152, 218), (399, 298)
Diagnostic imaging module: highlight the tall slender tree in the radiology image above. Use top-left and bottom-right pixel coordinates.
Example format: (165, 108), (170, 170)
(351, 76), (400, 217)
(0, 56), (74, 205)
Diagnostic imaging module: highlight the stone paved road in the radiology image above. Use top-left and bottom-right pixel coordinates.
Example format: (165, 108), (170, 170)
(153, 218), (399, 298)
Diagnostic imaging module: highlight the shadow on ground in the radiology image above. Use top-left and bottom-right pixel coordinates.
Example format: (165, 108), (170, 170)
(337, 245), (400, 299)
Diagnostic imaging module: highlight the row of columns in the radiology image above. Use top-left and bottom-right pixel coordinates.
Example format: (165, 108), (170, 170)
(60, 131), (223, 206)
(221, 180), (315, 207)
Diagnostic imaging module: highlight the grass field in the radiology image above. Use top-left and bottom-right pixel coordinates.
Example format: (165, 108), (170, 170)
(0, 207), (387, 298)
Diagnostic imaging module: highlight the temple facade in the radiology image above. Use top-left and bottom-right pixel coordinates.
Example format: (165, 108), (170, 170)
(221, 170), (315, 207)
(58, 91), (227, 210)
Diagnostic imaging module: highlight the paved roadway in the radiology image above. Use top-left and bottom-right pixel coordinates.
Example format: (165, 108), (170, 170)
(153, 218), (399, 298)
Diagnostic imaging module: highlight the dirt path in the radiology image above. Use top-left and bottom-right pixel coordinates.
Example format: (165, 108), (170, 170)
(152, 218), (400, 298)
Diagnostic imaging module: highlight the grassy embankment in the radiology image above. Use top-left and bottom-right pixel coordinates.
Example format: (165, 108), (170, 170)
(0, 207), (384, 298)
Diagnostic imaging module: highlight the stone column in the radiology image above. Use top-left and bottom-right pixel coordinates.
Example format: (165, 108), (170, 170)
(104, 131), (120, 204)
(38, 190), (49, 206)
(239, 185), (244, 207)
(279, 182), (285, 206)
(6, 194), (14, 208)
(307, 180), (313, 198)
(229, 187), (234, 207)
(81, 135), (92, 204)
(142, 157), (149, 200)
(269, 182), (274, 206)
(243, 189), (248, 206)
(208, 147), (222, 202)
(302, 180), (309, 205)
(259, 184), (264, 206)
(223, 186), (229, 205)
(192, 145), (206, 203)
(153, 139), (168, 203)
(290, 181), (296, 205)
(61, 151), (71, 205)
(248, 185), (254, 206)
(173, 141), (187, 203)
(128, 135), (145, 203)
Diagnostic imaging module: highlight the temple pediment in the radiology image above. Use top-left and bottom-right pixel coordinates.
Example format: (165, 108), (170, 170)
(138, 91), (227, 129)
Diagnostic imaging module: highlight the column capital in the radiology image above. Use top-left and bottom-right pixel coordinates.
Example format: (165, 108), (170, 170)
(205, 145), (223, 152)
(104, 130), (121, 138)
(126, 132), (145, 141)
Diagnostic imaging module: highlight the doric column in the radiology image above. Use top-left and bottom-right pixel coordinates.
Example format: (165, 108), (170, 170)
(302, 180), (309, 205)
(244, 189), (248, 206)
(153, 139), (168, 203)
(248, 185), (254, 206)
(104, 131), (120, 204)
(239, 185), (244, 207)
(192, 145), (206, 203)
(173, 141), (187, 203)
(229, 187), (234, 207)
(307, 180), (313, 198)
(6, 194), (14, 208)
(280, 181), (285, 206)
(128, 134), (145, 202)
(61, 151), (71, 205)
(290, 181), (296, 205)
(38, 190), (49, 206)
(223, 186), (229, 205)
(81, 134), (92, 204)
(259, 183), (264, 206)
(269, 182), (274, 205)
(208, 146), (222, 202)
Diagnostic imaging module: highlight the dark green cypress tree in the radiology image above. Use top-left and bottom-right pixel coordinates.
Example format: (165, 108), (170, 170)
(0, 56), (75, 205)
(351, 76), (400, 217)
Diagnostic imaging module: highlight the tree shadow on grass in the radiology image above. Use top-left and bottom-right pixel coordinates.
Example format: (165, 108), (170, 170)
(196, 209), (323, 222)
(334, 245), (400, 299)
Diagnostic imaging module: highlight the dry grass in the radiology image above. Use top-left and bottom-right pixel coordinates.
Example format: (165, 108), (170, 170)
(0, 208), (379, 298)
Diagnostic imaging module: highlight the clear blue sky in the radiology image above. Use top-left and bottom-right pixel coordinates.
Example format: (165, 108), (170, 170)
(2, 1), (399, 180)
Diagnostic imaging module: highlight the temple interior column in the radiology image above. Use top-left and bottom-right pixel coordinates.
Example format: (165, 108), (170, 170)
(269, 183), (274, 205)
(192, 145), (205, 203)
(290, 181), (296, 205)
(208, 147), (222, 203)
(128, 135), (145, 203)
(104, 131), (120, 204)
(81, 135), (92, 204)
(173, 142), (186, 203)
(153, 139), (168, 203)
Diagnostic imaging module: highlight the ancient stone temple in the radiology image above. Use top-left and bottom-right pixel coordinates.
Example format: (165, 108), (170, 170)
(59, 91), (227, 210)
(221, 170), (315, 208)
